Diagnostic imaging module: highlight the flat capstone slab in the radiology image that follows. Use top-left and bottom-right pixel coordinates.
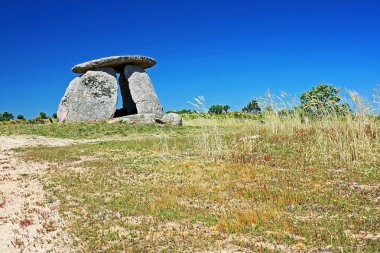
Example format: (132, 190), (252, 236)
(72, 55), (156, 74)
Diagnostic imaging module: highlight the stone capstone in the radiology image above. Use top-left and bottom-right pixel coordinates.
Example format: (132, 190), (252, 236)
(72, 55), (156, 74)
(123, 65), (163, 116)
(57, 67), (118, 122)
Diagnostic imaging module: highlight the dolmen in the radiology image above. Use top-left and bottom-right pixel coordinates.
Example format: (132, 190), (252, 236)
(57, 55), (182, 125)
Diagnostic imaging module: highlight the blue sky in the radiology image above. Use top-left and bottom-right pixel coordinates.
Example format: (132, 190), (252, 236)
(0, 0), (379, 118)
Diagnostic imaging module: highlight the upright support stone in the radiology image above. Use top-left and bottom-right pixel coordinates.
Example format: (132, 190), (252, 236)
(124, 65), (163, 116)
(57, 67), (118, 122)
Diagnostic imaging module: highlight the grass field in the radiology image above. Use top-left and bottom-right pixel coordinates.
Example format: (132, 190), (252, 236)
(2, 115), (379, 252)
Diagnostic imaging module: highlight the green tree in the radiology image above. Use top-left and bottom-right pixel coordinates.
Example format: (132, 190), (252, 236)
(16, 115), (25, 120)
(242, 99), (261, 114)
(52, 113), (57, 119)
(300, 84), (350, 117)
(223, 105), (230, 113)
(39, 112), (48, 119)
(0, 112), (14, 121)
(208, 105), (224, 114)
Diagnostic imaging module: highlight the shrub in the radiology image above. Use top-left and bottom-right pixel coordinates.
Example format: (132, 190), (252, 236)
(17, 115), (25, 120)
(39, 112), (48, 119)
(29, 116), (46, 124)
(223, 105), (230, 113)
(300, 83), (351, 118)
(0, 112), (14, 121)
(242, 99), (261, 114)
(209, 105), (224, 114)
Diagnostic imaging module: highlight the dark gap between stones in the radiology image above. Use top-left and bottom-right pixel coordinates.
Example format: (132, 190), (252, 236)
(114, 72), (138, 118)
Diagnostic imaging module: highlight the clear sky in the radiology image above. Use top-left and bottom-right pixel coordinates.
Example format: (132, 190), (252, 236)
(0, 0), (379, 118)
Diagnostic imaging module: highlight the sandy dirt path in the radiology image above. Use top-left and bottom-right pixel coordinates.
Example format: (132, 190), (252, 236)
(0, 136), (77, 253)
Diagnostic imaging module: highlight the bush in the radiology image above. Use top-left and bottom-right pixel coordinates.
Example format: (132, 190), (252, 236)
(31, 116), (46, 124)
(17, 115), (25, 120)
(242, 99), (261, 114)
(0, 112), (14, 121)
(209, 105), (224, 114)
(39, 112), (48, 119)
(300, 84), (351, 118)
(223, 105), (230, 113)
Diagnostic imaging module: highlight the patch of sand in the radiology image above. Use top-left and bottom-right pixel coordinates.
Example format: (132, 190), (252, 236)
(0, 136), (76, 252)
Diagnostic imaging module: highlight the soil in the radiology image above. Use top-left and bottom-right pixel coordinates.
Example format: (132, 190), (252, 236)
(0, 136), (76, 253)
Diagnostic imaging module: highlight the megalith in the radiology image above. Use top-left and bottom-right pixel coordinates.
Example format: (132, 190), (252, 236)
(57, 67), (118, 122)
(123, 65), (163, 116)
(57, 55), (181, 125)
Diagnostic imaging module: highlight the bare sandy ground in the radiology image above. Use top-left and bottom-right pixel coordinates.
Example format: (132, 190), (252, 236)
(0, 136), (77, 253)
